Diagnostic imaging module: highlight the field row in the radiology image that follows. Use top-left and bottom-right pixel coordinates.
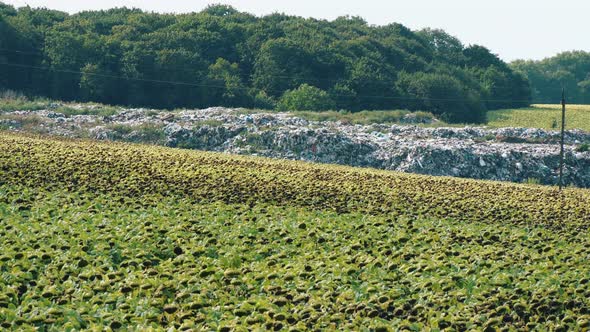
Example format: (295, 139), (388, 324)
(2, 184), (590, 330)
(1, 134), (589, 229)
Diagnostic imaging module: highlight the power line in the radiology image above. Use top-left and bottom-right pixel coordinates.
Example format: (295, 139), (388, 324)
(0, 47), (349, 85)
(0, 46), (573, 96)
(0, 61), (544, 104)
(1, 61), (229, 88)
(0, 48), (214, 81)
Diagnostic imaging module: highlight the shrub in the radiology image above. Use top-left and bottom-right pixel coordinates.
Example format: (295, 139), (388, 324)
(577, 143), (589, 152)
(277, 84), (336, 112)
(253, 90), (276, 110)
(396, 72), (487, 124)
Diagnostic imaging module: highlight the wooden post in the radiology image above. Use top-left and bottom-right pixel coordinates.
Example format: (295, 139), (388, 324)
(559, 88), (566, 191)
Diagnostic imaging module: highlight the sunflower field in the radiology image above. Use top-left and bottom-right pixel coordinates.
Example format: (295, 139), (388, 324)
(1, 133), (590, 330)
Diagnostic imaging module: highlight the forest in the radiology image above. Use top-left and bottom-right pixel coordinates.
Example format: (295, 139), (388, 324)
(511, 51), (590, 105)
(0, 3), (533, 123)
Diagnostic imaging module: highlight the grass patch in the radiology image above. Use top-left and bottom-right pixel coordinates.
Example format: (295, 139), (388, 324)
(56, 105), (120, 117)
(105, 123), (134, 136)
(0, 91), (121, 117)
(134, 123), (166, 144)
(103, 123), (166, 144)
(0, 113), (45, 131)
(223, 108), (269, 116)
(0, 90), (51, 113)
(487, 104), (590, 131)
(291, 110), (438, 125)
(577, 143), (590, 152)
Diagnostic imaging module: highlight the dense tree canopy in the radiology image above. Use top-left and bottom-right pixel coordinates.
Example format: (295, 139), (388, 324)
(511, 51), (590, 104)
(277, 84), (335, 112)
(0, 3), (531, 122)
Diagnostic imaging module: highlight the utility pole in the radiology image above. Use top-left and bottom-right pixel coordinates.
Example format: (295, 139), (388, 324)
(559, 88), (566, 191)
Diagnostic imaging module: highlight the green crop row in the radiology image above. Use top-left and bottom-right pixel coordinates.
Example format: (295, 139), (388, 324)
(2, 184), (590, 331)
(1, 133), (589, 230)
(2, 133), (590, 330)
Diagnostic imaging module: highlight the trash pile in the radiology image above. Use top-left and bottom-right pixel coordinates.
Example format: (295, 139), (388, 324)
(3, 106), (590, 187)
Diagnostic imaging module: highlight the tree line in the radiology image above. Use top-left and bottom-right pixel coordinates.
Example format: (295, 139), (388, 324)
(511, 51), (590, 104)
(0, 3), (531, 123)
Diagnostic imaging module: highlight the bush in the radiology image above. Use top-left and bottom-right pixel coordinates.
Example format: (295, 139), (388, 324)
(252, 90), (276, 110)
(277, 84), (336, 112)
(577, 143), (589, 152)
(396, 72), (487, 123)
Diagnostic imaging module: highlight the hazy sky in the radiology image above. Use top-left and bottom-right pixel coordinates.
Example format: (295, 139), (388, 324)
(3, 0), (589, 61)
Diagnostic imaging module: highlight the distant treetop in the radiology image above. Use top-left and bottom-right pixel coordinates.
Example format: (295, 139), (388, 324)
(0, 3), (531, 122)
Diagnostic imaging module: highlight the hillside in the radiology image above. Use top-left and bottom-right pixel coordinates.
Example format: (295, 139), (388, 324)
(3, 2), (590, 331)
(0, 3), (530, 122)
(1, 133), (590, 330)
(2, 102), (590, 187)
(2, 133), (589, 226)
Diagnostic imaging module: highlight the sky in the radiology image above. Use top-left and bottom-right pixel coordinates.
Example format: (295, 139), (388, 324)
(3, 0), (590, 62)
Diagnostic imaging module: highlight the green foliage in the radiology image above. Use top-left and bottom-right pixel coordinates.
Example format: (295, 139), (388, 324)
(277, 84), (336, 112)
(487, 104), (590, 131)
(201, 4), (240, 17)
(292, 109), (436, 125)
(0, 3), (532, 122)
(56, 105), (119, 117)
(252, 90), (276, 110)
(512, 51), (590, 104)
(525, 177), (541, 185)
(104, 123), (166, 144)
(106, 123), (133, 136)
(207, 58), (250, 107)
(0, 90), (50, 112)
(577, 143), (589, 153)
(79, 63), (118, 102)
(463, 45), (507, 69)
(2, 183), (589, 330)
(1, 134), (590, 329)
(397, 71), (487, 123)
(0, 3), (18, 16)
(417, 28), (465, 65)
(134, 124), (166, 144)
(0, 92), (120, 116)
(2, 133), (589, 228)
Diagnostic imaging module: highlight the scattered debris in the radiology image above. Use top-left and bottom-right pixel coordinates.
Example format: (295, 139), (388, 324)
(3, 107), (590, 187)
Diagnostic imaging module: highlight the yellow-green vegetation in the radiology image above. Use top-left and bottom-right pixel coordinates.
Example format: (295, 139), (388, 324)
(2, 133), (590, 330)
(1, 134), (588, 228)
(0, 93), (119, 117)
(292, 110), (436, 125)
(487, 104), (590, 131)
